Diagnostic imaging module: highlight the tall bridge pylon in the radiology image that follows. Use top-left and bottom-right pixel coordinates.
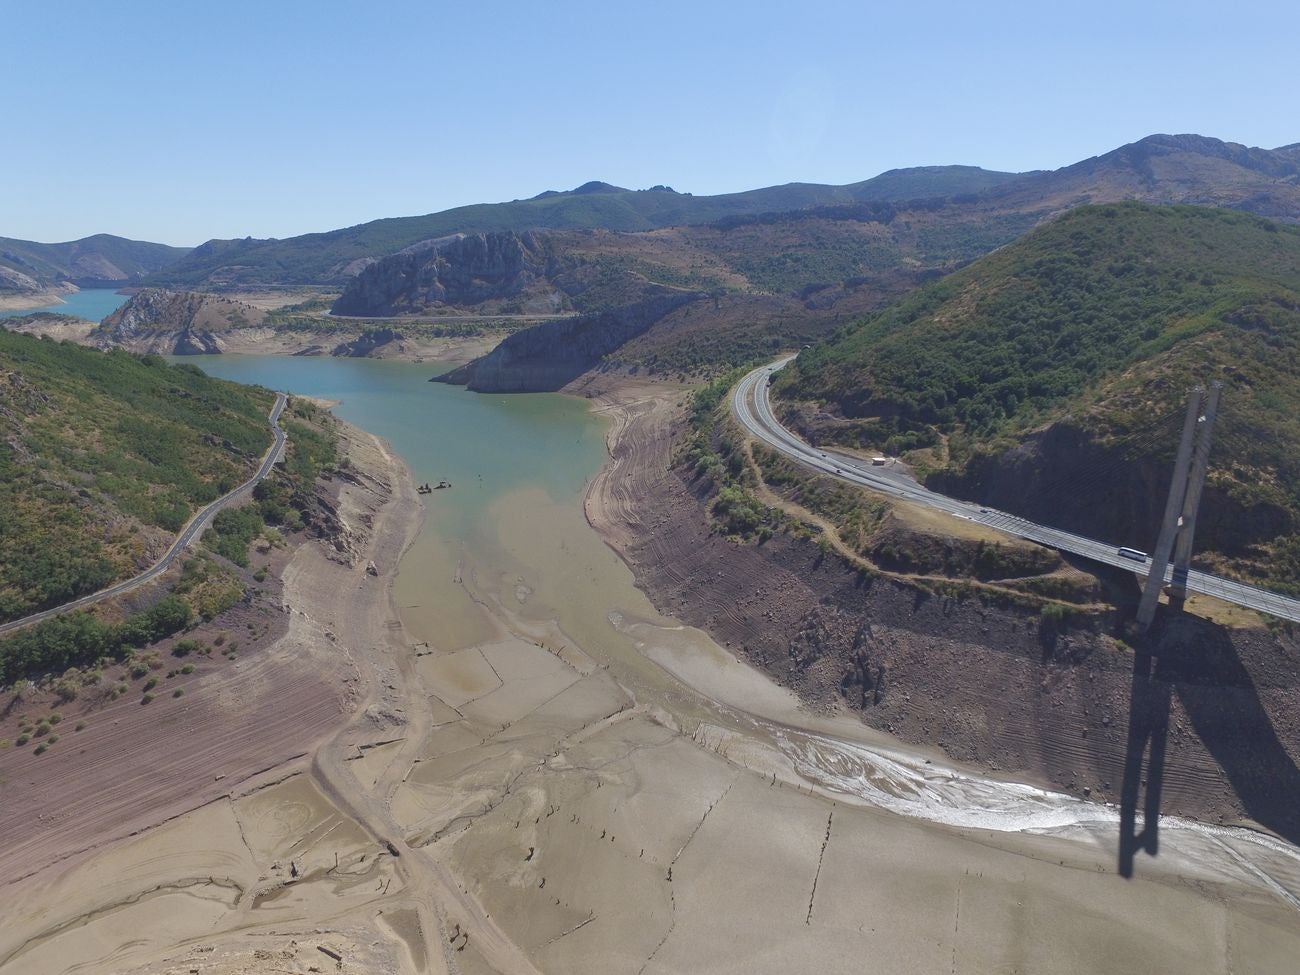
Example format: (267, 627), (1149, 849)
(1136, 383), (1223, 631)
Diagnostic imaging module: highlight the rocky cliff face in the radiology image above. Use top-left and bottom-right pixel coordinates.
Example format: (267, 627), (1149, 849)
(332, 232), (558, 316)
(101, 288), (265, 336)
(0, 265), (42, 294)
(331, 327), (405, 357)
(436, 292), (703, 392)
(95, 288), (266, 355)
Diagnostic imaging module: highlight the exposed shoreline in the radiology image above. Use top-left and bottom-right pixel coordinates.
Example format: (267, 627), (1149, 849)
(574, 371), (1300, 840)
(0, 415), (438, 972)
(2, 312), (504, 364)
(4, 375), (1299, 974)
(0, 288), (72, 312)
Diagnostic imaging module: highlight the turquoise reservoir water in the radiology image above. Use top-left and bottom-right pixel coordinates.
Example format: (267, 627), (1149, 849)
(0, 289), (130, 321)
(176, 354), (608, 543)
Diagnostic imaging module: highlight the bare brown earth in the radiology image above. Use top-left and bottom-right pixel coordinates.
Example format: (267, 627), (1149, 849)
(0, 313), (99, 343)
(4, 377), (1300, 974)
(0, 418), (411, 889)
(5, 311), (502, 364)
(0, 420), (429, 972)
(575, 373), (1300, 841)
(0, 285), (76, 311)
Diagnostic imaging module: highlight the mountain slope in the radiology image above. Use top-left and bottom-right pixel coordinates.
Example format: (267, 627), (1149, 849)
(977, 133), (1300, 218)
(775, 203), (1300, 592)
(0, 331), (274, 623)
(146, 134), (1300, 292)
(331, 228), (748, 317)
(145, 167), (1022, 288)
(0, 234), (191, 292)
(93, 288), (269, 353)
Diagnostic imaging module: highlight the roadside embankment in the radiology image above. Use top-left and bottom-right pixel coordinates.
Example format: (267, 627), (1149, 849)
(581, 372), (1300, 839)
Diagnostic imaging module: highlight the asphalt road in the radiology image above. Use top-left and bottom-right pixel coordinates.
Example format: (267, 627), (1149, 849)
(733, 359), (1300, 624)
(0, 392), (289, 638)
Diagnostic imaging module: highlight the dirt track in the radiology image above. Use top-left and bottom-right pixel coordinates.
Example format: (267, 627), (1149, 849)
(0, 421), (420, 972)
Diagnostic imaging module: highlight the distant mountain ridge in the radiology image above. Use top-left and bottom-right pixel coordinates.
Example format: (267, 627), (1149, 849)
(328, 134), (1300, 385)
(973, 133), (1300, 220)
(145, 166), (1025, 288)
(145, 134), (1300, 291)
(0, 234), (191, 293)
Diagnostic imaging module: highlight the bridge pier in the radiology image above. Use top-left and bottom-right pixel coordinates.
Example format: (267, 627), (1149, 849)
(1137, 384), (1222, 631)
(1167, 384), (1221, 612)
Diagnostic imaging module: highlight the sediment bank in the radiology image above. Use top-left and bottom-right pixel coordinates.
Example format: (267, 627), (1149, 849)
(578, 372), (1300, 840)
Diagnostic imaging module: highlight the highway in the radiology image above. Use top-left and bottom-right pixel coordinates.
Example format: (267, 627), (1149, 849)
(733, 359), (1300, 624)
(0, 392), (289, 638)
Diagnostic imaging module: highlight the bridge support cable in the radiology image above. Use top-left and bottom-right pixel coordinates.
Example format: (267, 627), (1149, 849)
(1137, 387), (1217, 631)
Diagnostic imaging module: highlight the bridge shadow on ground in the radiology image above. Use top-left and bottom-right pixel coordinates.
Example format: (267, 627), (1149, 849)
(1120, 612), (1300, 877)
(1118, 647), (1170, 876)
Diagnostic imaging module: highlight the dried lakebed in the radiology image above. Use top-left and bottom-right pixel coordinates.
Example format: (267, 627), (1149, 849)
(2, 356), (1298, 975)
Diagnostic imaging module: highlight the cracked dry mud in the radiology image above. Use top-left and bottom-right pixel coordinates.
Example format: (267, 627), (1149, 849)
(2, 382), (1299, 975)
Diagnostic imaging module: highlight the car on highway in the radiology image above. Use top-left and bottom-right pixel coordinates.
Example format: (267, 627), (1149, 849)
(1117, 547), (1149, 562)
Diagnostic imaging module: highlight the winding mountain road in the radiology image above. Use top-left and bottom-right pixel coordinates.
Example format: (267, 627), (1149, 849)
(733, 358), (1300, 624)
(0, 392), (289, 637)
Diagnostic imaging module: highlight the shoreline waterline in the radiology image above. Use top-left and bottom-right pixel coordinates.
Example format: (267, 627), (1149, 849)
(91, 352), (1292, 974)
(189, 354), (1300, 869)
(0, 287), (129, 320)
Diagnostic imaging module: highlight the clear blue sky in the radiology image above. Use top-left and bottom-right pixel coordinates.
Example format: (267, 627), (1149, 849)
(4, 0), (1297, 246)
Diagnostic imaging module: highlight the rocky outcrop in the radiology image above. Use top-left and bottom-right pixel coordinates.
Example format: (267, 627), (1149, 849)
(0, 265), (42, 294)
(436, 292), (704, 392)
(331, 327), (405, 357)
(100, 288), (265, 337)
(332, 232), (558, 316)
(171, 330), (225, 354)
(94, 288), (266, 355)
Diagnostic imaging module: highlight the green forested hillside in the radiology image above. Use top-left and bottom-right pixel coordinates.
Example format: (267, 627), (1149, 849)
(0, 234), (190, 290)
(775, 203), (1300, 591)
(0, 331), (274, 622)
